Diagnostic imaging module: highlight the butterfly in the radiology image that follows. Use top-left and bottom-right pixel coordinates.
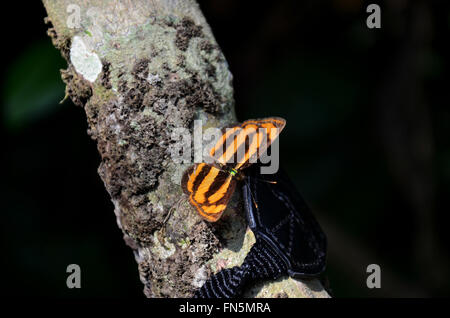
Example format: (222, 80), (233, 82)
(243, 163), (327, 277)
(181, 117), (286, 222)
(194, 163), (327, 298)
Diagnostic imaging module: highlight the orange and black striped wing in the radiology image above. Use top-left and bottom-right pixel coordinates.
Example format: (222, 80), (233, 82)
(182, 163), (237, 222)
(209, 117), (286, 171)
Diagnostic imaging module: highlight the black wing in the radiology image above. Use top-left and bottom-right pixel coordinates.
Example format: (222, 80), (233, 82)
(243, 164), (327, 277)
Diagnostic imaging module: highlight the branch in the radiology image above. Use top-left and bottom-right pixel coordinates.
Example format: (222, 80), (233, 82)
(42, 0), (329, 298)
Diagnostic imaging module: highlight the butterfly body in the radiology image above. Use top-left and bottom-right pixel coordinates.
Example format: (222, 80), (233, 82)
(182, 117), (286, 222)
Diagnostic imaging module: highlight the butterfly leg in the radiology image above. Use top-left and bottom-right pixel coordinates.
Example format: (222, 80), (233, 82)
(158, 197), (185, 245)
(163, 196), (185, 225)
(243, 178), (259, 209)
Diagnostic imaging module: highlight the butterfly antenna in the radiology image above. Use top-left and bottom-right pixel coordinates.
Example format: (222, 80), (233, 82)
(254, 175), (277, 184)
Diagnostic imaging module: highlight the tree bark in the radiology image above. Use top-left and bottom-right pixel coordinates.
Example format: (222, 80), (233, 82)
(42, 0), (329, 298)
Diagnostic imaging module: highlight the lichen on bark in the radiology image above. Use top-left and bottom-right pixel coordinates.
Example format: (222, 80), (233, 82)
(42, 0), (329, 298)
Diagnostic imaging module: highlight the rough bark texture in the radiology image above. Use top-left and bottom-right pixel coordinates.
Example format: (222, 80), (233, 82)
(42, 0), (329, 298)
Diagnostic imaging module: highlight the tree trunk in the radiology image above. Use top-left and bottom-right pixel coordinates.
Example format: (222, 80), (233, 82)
(42, 0), (329, 298)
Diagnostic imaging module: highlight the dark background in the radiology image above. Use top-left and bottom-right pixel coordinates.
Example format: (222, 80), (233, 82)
(1, 0), (449, 297)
